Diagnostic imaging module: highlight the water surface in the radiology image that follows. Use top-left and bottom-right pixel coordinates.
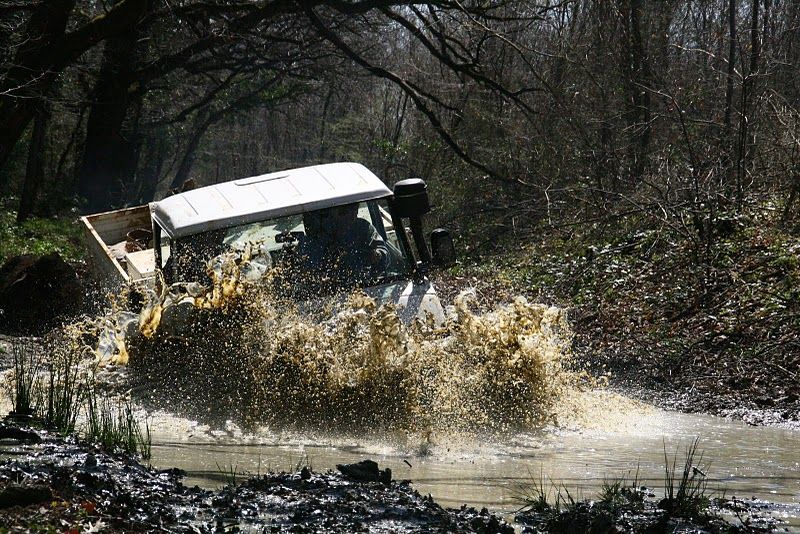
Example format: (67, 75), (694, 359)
(147, 399), (800, 524)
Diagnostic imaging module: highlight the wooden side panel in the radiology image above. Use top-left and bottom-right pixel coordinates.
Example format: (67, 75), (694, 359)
(81, 216), (128, 284)
(86, 205), (151, 245)
(80, 205), (151, 285)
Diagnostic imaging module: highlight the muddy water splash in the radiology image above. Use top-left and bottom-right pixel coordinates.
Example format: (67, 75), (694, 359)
(92, 252), (588, 434)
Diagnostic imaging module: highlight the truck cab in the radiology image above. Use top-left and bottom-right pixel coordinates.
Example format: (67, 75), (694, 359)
(81, 162), (453, 324)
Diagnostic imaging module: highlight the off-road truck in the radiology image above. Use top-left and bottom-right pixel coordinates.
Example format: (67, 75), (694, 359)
(81, 162), (454, 324)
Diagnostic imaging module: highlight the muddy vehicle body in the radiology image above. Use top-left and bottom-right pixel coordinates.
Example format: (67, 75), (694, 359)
(81, 162), (454, 323)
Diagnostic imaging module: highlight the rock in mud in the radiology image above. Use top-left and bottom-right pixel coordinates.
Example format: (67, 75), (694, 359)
(0, 424), (42, 443)
(337, 459), (392, 483)
(0, 483), (52, 508)
(236, 468), (513, 532)
(0, 253), (82, 335)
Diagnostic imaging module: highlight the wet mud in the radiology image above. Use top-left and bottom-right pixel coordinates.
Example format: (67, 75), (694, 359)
(120, 270), (580, 434)
(515, 493), (782, 534)
(0, 426), (513, 533)
(2, 425), (793, 533)
(614, 383), (800, 430)
(432, 272), (800, 429)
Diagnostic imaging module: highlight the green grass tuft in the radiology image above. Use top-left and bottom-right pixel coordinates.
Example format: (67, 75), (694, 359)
(513, 439), (720, 532)
(84, 380), (152, 459)
(661, 437), (710, 518)
(0, 204), (85, 265)
(8, 340), (43, 417)
(215, 462), (242, 487)
(4, 339), (151, 458)
(598, 468), (644, 513)
(41, 341), (83, 435)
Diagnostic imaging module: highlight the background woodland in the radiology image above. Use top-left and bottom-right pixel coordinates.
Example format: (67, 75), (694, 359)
(0, 0), (797, 247)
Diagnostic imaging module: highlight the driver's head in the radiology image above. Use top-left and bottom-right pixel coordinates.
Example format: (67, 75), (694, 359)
(305, 204), (359, 238)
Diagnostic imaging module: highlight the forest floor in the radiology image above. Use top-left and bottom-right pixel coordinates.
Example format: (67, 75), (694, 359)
(0, 201), (84, 266)
(436, 203), (800, 427)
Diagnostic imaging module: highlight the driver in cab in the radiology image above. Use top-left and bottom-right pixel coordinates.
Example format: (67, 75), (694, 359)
(300, 204), (390, 286)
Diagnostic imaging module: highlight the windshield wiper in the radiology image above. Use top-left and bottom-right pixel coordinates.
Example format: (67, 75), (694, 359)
(362, 272), (411, 287)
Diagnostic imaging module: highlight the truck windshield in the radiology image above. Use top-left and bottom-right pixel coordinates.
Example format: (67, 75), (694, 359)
(172, 199), (413, 296)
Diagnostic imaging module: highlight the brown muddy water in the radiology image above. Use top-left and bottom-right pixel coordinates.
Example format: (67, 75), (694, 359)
(144, 395), (800, 527)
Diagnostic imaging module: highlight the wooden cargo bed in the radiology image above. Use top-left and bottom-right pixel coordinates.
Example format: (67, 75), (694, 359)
(80, 205), (152, 285)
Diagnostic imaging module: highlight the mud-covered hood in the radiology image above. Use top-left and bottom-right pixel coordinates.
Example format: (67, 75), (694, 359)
(362, 279), (445, 324)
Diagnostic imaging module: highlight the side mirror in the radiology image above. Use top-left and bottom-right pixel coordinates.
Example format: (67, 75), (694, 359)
(430, 228), (456, 267)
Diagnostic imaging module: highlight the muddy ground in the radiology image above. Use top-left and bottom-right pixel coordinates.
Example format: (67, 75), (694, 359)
(0, 272), (797, 530)
(0, 426), (789, 533)
(0, 426), (513, 533)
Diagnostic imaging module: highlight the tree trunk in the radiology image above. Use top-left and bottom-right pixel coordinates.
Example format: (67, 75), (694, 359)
(617, 0), (651, 183)
(54, 107), (86, 182)
(135, 134), (166, 203)
(723, 0), (737, 135)
(76, 23), (140, 213)
(17, 104), (50, 222)
(592, 1), (616, 193)
(0, 0), (149, 173)
(171, 110), (214, 190)
(318, 86), (336, 160)
(735, 0), (761, 201)
(629, 0), (651, 182)
(723, 0), (738, 191)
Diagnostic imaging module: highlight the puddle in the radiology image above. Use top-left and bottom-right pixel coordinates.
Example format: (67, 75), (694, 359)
(146, 396), (800, 527)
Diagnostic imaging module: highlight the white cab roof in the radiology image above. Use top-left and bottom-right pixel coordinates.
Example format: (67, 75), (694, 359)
(151, 162), (391, 238)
